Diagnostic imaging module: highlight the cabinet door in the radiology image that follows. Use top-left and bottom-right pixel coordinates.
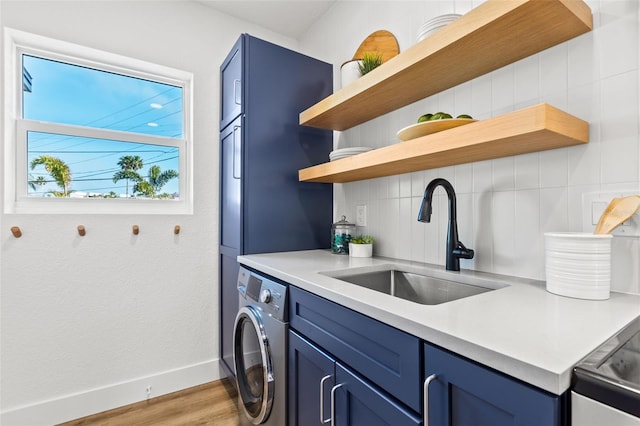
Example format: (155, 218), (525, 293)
(220, 36), (242, 130)
(219, 249), (239, 378)
(289, 330), (335, 426)
(334, 363), (421, 426)
(424, 343), (562, 426)
(220, 116), (242, 250)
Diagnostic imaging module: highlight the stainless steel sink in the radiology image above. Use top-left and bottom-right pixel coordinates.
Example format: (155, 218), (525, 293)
(323, 267), (506, 305)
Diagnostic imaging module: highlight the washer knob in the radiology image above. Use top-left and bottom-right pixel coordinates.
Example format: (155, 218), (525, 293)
(259, 289), (272, 303)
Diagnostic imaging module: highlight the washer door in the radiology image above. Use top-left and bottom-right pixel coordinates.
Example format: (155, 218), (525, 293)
(233, 306), (274, 424)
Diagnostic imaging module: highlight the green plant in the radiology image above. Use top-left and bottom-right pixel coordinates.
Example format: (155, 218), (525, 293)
(358, 52), (383, 76)
(351, 235), (374, 244)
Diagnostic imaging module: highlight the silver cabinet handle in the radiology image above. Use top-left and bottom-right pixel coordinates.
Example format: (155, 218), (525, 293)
(423, 374), (437, 426)
(233, 79), (241, 105)
(330, 383), (344, 426)
(319, 375), (332, 424)
(232, 125), (241, 179)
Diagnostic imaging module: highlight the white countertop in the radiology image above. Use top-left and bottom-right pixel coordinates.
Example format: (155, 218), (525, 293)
(238, 250), (640, 395)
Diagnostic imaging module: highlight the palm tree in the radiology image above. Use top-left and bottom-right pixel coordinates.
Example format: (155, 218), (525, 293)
(113, 155), (143, 197)
(30, 155), (71, 197)
(134, 165), (178, 198)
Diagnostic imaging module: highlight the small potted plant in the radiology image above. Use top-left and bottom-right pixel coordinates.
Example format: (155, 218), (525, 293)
(357, 52), (383, 76)
(349, 235), (374, 258)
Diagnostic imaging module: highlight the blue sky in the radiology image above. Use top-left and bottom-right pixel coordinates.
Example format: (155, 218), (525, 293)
(23, 54), (182, 197)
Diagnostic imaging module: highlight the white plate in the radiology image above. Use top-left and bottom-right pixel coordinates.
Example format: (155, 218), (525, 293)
(329, 147), (372, 161)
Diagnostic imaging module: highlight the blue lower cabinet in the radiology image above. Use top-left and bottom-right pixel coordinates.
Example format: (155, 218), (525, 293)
(289, 330), (335, 426)
(334, 363), (422, 426)
(289, 329), (421, 426)
(424, 343), (564, 426)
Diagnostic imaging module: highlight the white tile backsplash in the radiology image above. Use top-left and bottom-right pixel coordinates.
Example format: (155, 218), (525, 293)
(304, 0), (640, 292)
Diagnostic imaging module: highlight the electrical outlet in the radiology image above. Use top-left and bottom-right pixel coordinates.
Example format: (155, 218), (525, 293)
(583, 190), (640, 236)
(356, 205), (367, 226)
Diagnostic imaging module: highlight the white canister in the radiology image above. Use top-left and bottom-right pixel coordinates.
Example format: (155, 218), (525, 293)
(544, 232), (613, 300)
(340, 60), (362, 88)
(349, 243), (373, 258)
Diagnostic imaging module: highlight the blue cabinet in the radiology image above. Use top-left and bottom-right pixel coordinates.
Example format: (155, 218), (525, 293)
(218, 34), (333, 378)
(289, 286), (422, 412)
(289, 329), (421, 426)
(424, 342), (565, 426)
(286, 281), (567, 426)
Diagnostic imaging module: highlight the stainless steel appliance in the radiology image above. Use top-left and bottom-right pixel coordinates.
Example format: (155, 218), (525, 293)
(234, 266), (288, 425)
(572, 316), (640, 425)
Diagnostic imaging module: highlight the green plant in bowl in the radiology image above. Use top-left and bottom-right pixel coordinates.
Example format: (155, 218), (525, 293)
(351, 235), (374, 244)
(358, 53), (383, 76)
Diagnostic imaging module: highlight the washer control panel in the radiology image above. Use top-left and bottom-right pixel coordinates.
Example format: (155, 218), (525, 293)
(238, 266), (288, 322)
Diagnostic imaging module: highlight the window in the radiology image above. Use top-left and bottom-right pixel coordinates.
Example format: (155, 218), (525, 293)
(4, 28), (193, 214)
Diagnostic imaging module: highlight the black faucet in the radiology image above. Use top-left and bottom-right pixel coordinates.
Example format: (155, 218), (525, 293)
(418, 178), (474, 271)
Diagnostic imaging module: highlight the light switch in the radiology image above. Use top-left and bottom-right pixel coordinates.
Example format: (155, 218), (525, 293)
(356, 204), (367, 226)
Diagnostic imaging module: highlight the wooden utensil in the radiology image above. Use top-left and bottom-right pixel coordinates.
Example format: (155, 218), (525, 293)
(594, 195), (640, 234)
(352, 30), (399, 63)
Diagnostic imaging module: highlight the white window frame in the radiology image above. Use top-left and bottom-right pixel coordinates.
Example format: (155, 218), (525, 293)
(3, 28), (194, 214)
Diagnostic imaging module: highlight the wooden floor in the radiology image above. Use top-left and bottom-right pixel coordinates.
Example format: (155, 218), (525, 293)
(58, 379), (240, 426)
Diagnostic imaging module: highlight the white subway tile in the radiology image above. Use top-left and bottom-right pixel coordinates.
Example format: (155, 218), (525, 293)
(540, 44), (568, 103)
(471, 74), (492, 116)
(399, 173), (412, 198)
(515, 152), (540, 190)
(600, 71), (638, 143)
(454, 163), (473, 194)
(492, 156), (515, 191)
(515, 189), (543, 280)
(473, 160), (493, 193)
(568, 143), (601, 186)
(539, 187), (569, 233)
(515, 55), (540, 105)
(601, 137), (640, 184)
(540, 149), (569, 188)
(398, 197), (413, 260)
(491, 191), (516, 275)
(472, 191), (494, 272)
(410, 197), (426, 262)
(492, 64), (515, 112)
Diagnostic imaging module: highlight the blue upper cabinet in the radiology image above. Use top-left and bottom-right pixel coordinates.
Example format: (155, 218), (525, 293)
(220, 37), (243, 131)
(424, 342), (565, 426)
(218, 34), (333, 379)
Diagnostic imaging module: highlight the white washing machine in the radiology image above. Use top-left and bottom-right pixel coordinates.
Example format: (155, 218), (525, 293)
(233, 266), (288, 425)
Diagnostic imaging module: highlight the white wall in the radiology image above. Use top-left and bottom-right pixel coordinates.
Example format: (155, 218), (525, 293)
(0, 1), (297, 424)
(299, 0), (640, 294)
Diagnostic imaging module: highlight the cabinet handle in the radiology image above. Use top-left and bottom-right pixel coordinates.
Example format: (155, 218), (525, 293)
(423, 374), (437, 426)
(319, 375), (332, 424)
(330, 383), (344, 426)
(232, 125), (241, 179)
(234, 79), (241, 105)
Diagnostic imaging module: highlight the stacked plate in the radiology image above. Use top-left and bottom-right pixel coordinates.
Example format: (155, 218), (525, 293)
(417, 14), (461, 42)
(544, 232), (613, 300)
(329, 147), (372, 161)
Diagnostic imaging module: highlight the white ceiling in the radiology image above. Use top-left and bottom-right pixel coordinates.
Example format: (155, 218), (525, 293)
(196, 0), (337, 39)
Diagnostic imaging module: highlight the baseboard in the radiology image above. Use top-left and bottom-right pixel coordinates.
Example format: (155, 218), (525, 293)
(1, 359), (221, 426)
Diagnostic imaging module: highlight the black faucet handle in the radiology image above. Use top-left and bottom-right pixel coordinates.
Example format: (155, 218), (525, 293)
(453, 241), (474, 260)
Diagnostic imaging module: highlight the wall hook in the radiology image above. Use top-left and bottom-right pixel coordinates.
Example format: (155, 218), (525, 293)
(132, 225), (140, 235)
(10, 226), (22, 238)
(77, 225), (86, 237)
(174, 225), (180, 235)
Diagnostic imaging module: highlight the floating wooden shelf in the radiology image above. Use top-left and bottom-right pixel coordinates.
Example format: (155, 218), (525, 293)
(299, 0), (592, 131)
(299, 104), (588, 183)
